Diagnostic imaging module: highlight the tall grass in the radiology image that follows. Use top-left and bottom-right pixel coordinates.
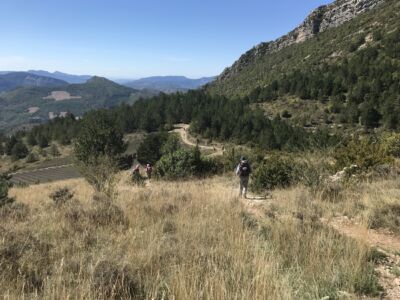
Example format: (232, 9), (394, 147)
(1, 174), (385, 299)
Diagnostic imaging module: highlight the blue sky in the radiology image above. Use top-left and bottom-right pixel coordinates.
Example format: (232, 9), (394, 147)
(0, 0), (332, 79)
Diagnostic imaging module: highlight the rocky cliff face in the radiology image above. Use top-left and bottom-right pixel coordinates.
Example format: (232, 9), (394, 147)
(217, 0), (385, 81)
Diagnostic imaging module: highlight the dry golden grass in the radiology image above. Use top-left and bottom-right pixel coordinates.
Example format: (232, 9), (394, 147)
(1, 172), (393, 299)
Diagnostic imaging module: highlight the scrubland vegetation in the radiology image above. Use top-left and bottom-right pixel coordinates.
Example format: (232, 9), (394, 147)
(1, 80), (400, 298)
(1, 1), (400, 298)
(2, 127), (400, 298)
(0, 172), (393, 299)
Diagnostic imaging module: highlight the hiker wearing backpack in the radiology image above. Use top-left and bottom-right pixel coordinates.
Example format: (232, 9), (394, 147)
(145, 163), (153, 179)
(235, 156), (252, 199)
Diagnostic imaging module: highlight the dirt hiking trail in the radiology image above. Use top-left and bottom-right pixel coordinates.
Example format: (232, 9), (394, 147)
(171, 124), (224, 157)
(323, 217), (400, 299)
(244, 198), (400, 299)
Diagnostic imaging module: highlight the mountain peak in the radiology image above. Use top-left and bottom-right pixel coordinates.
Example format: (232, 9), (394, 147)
(87, 76), (118, 85)
(216, 0), (386, 83)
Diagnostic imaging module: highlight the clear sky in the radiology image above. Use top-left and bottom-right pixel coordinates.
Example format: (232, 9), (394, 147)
(0, 0), (333, 79)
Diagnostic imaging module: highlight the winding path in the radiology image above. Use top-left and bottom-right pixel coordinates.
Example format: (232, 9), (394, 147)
(171, 124), (224, 157)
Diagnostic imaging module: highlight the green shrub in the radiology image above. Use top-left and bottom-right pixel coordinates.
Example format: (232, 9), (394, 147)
(11, 141), (29, 161)
(77, 155), (118, 197)
(25, 152), (38, 163)
(161, 133), (181, 155)
(333, 137), (392, 171)
(74, 110), (127, 165)
(381, 133), (400, 158)
(38, 148), (47, 157)
(251, 156), (296, 192)
(0, 175), (14, 207)
(354, 264), (383, 296)
(155, 148), (217, 180)
(49, 143), (61, 157)
(217, 147), (264, 173)
(281, 110), (292, 119)
(136, 132), (168, 165)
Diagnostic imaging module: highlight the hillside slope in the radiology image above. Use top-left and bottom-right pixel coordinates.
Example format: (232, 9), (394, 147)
(207, 0), (400, 130)
(0, 77), (156, 132)
(4, 172), (398, 298)
(207, 0), (393, 97)
(0, 72), (67, 93)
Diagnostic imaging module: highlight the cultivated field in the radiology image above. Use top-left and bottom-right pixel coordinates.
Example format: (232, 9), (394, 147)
(10, 165), (80, 185)
(7, 132), (146, 186)
(10, 157), (81, 185)
(2, 172), (400, 299)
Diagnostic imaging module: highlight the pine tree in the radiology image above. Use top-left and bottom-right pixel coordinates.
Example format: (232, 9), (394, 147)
(11, 141), (29, 160)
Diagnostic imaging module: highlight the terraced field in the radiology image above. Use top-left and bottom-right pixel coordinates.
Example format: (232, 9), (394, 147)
(10, 162), (80, 185)
(8, 133), (145, 185)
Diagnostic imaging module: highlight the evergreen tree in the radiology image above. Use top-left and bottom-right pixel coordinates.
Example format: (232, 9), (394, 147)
(27, 132), (37, 146)
(74, 110), (127, 165)
(37, 134), (49, 148)
(137, 132), (168, 165)
(11, 141), (29, 160)
(361, 103), (382, 128)
(5, 136), (18, 156)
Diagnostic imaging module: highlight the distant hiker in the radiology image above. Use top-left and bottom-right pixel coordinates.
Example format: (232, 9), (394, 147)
(132, 164), (145, 186)
(132, 164), (140, 176)
(145, 163), (153, 179)
(235, 156), (252, 199)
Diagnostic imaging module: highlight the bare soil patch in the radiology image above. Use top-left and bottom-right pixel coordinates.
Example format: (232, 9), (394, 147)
(27, 107), (40, 114)
(43, 91), (82, 101)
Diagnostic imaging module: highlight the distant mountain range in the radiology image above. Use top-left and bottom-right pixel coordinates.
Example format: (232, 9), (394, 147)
(0, 71), (215, 93)
(0, 72), (67, 93)
(27, 70), (92, 84)
(0, 70), (215, 131)
(122, 76), (215, 93)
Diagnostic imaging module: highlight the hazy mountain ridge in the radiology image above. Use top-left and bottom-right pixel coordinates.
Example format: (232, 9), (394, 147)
(0, 72), (68, 93)
(124, 76), (215, 93)
(27, 70), (92, 84)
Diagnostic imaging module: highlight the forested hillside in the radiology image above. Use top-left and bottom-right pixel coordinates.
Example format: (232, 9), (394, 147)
(207, 0), (400, 129)
(18, 90), (337, 155)
(0, 77), (157, 132)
